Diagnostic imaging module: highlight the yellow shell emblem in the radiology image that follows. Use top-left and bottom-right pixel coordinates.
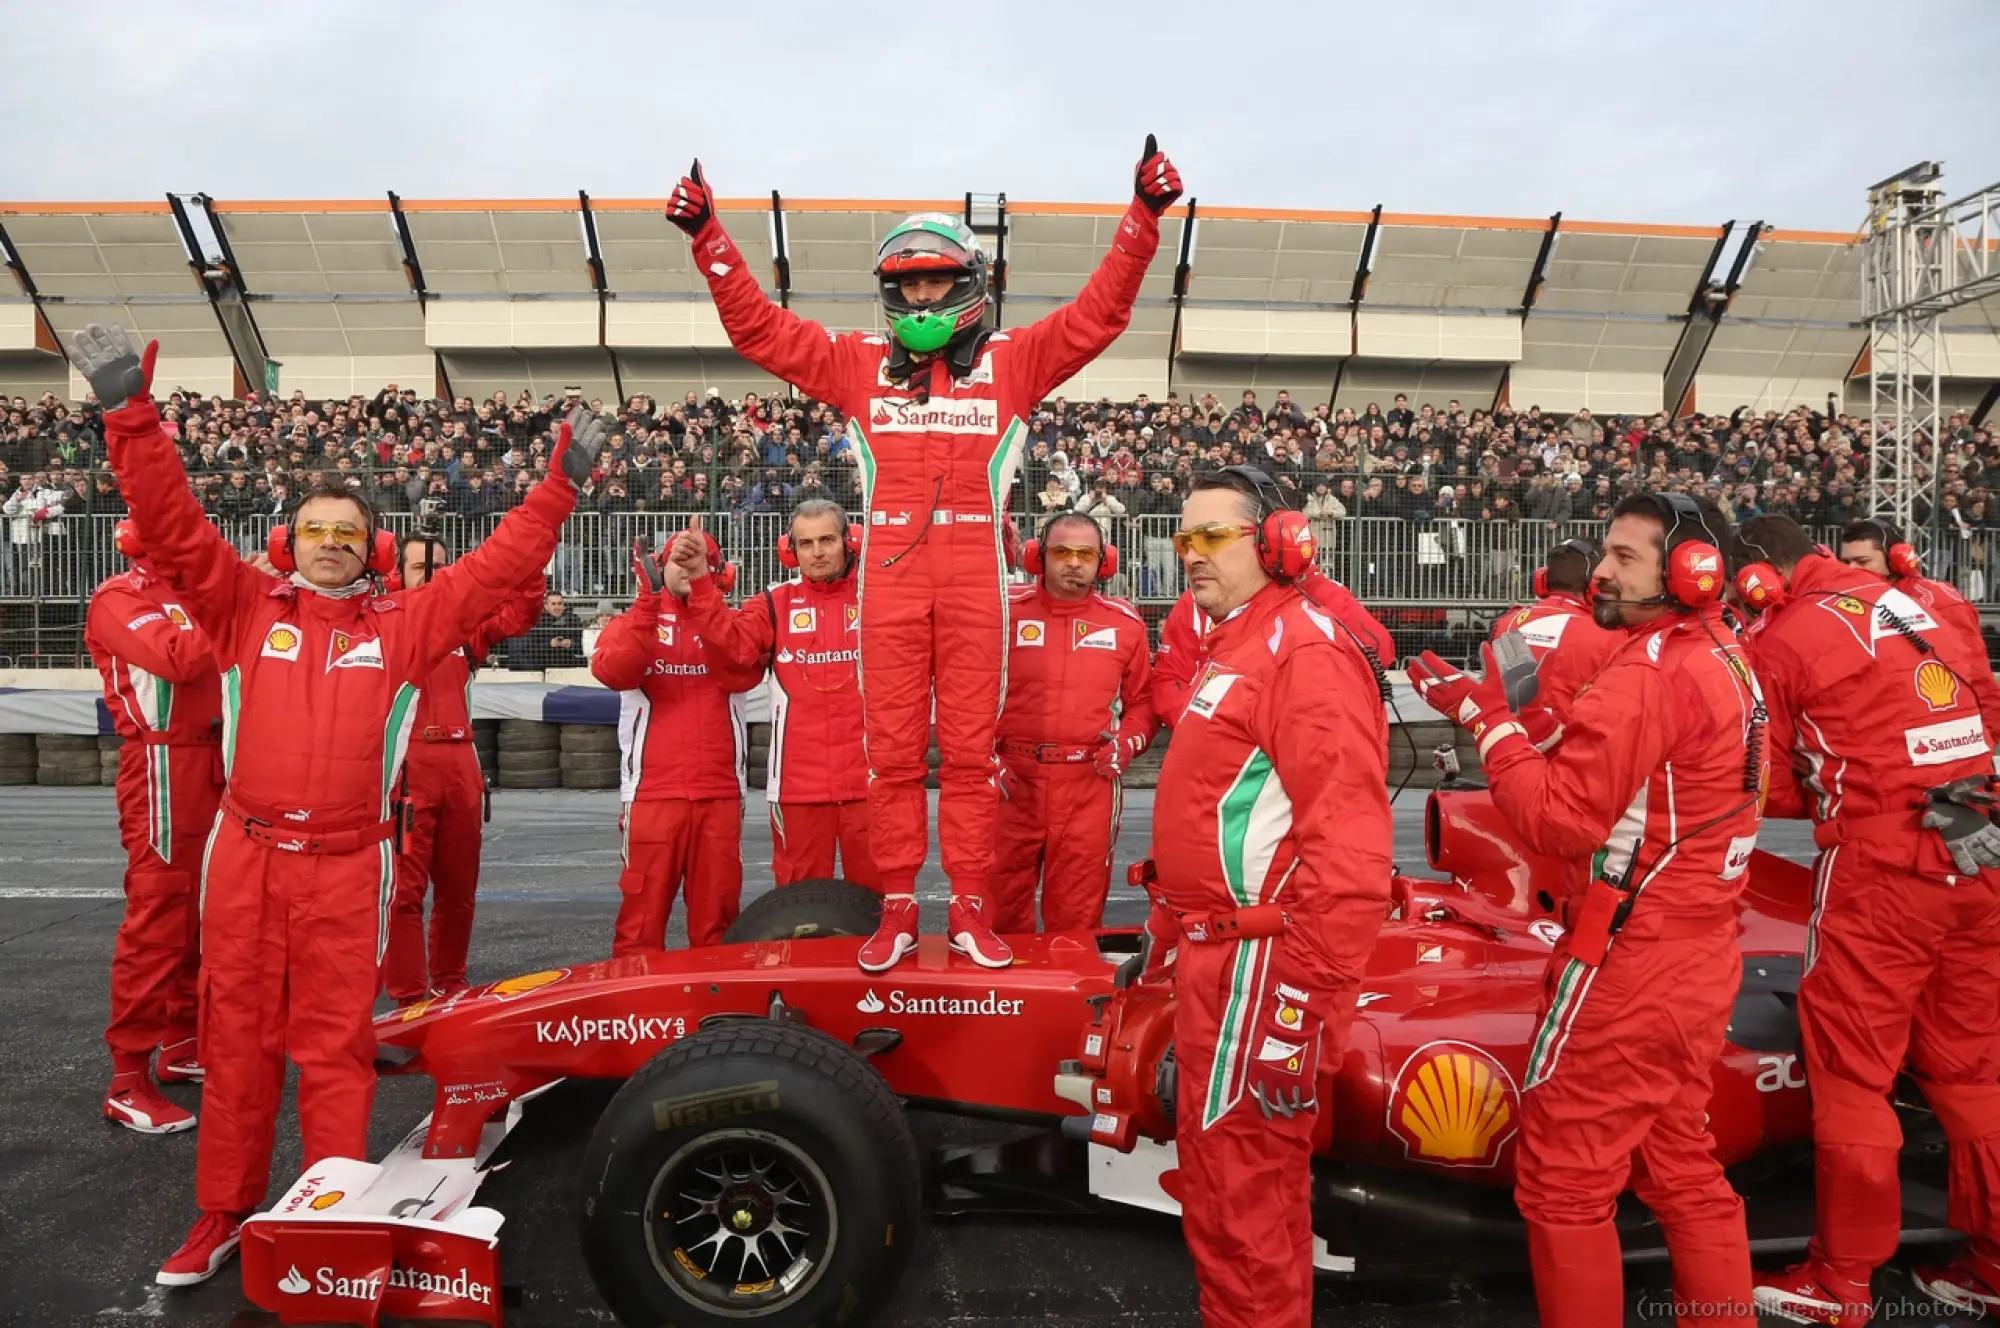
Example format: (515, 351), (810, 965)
(1916, 660), (1961, 712)
(1388, 1041), (1520, 1168)
(309, 1190), (345, 1211)
(266, 627), (298, 652)
(791, 610), (813, 629)
(490, 968), (569, 1000)
(1020, 623), (1042, 642)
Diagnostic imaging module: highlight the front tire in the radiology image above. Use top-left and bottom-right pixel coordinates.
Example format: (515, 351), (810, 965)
(579, 1021), (920, 1328)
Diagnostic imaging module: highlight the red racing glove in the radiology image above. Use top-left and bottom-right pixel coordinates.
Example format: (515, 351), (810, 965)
(548, 405), (608, 489)
(1133, 134), (1183, 215)
(665, 159), (716, 237)
(1244, 956), (1322, 1120)
(1093, 728), (1147, 780)
(1406, 642), (1530, 761)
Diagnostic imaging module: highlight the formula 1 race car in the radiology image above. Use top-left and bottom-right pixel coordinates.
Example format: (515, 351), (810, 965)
(234, 789), (1949, 1328)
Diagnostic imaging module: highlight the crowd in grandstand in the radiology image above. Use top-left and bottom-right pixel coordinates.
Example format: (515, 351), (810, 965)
(5, 378), (1999, 605)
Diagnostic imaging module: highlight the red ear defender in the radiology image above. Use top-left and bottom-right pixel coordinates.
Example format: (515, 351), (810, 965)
(1022, 538), (1120, 582)
(267, 524), (295, 574)
(265, 524), (398, 577)
(1258, 509), (1316, 582)
(1734, 562), (1787, 613)
(1656, 492), (1725, 607)
(1532, 567), (1549, 598)
(1887, 540), (1921, 580)
(702, 531), (737, 593)
(113, 520), (144, 559)
(777, 525), (862, 570)
(367, 528), (398, 576)
(384, 568), (404, 592)
(777, 534), (797, 569)
(848, 522), (863, 557)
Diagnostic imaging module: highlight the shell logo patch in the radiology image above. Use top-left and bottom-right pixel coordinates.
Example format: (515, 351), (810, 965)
(309, 1190), (345, 1211)
(261, 623), (302, 662)
(490, 968), (569, 1000)
(656, 622), (675, 646)
(1015, 620), (1045, 647)
(790, 607), (816, 633)
(163, 603), (192, 631)
(1388, 1040), (1520, 1168)
(1916, 660), (1961, 712)
(1075, 621), (1118, 651)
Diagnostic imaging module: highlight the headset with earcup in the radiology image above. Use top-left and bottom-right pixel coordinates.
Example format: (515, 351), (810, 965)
(1023, 513), (1119, 582)
(1533, 537), (1602, 599)
(1657, 491), (1727, 608)
(1854, 518), (1922, 579)
(113, 519), (143, 560)
(266, 520), (398, 577)
(777, 522), (863, 571)
(1215, 464), (1316, 583)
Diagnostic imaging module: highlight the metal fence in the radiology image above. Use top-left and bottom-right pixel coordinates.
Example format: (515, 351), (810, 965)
(2, 512), (1992, 670)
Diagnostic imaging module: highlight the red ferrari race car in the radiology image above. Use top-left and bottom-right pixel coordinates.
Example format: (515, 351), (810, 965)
(234, 788), (1951, 1328)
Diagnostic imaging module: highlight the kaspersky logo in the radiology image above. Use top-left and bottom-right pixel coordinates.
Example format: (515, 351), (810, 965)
(856, 988), (1024, 1016)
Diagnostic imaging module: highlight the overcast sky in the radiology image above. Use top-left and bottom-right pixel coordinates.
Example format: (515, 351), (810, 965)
(6, 0), (1996, 228)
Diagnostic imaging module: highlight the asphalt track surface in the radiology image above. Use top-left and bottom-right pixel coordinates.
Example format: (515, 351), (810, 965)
(0, 787), (1968, 1327)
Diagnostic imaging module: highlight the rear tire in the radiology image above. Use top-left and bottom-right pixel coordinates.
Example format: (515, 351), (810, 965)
(579, 1021), (920, 1328)
(722, 879), (882, 944)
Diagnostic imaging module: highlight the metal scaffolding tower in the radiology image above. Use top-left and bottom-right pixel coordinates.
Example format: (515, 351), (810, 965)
(1861, 162), (2000, 553)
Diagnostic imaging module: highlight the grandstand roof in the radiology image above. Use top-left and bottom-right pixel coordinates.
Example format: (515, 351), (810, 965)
(1, 193), (1992, 416)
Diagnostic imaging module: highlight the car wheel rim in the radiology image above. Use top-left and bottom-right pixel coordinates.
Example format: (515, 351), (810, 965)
(644, 1128), (838, 1318)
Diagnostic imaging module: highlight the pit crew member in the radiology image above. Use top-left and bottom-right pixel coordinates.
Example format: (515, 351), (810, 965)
(379, 533), (547, 1006)
(1144, 468), (1392, 1328)
(1488, 536), (1621, 750)
(596, 522), (763, 952)
(1150, 468), (1393, 729)
(86, 522), (225, 1135)
(1839, 517), (1985, 654)
(664, 136), (1182, 971)
(75, 322), (603, 1289)
(991, 512), (1155, 932)
(678, 499), (877, 889)
(1409, 492), (1762, 1327)
(1726, 515), (2000, 1323)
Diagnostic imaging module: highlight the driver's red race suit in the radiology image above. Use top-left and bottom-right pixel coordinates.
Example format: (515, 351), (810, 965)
(103, 398), (580, 1219)
(591, 581), (762, 949)
(683, 568), (877, 888)
(1152, 568), (1393, 728)
(379, 578), (546, 1002)
(991, 582), (1155, 931)
(684, 202), (1162, 900)
(1742, 554), (2000, 1295)
(1488, 589), (1622, 750)
(1478, 603), (1764, 1326)
(1148, 584), (1391, 1328)
(86, 571), (224, 1070)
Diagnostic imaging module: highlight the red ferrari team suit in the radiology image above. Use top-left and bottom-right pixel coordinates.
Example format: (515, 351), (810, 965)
(86, 571), (224, 1069)
(1147, 584), (1392, 1328)
(591, 576), (762, 950)
(683, 566), (878, 889)
(1152, 568), (1393, 728)
(1742, 555), (2000, 1296)
(1903, 573), (1984, 653)
(685, 201), (1161, 900)
(990, 582), (1156, 932)
(1478, 604), (1764, 1327)
(1488, 589), (1622, 750)
(379, 579), (547, 1002)
(102, 397), (581, 1218)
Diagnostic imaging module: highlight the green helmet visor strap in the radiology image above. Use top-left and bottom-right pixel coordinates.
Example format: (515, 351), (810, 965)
(889, 310), (959, 353)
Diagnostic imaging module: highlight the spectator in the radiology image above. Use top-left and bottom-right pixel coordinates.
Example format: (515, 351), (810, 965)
(507, 591), (585, 671)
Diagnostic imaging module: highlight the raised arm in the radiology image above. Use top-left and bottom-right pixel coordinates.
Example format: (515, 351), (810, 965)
(78, 325), (263, 645)
(685, 577), (777, 678)
(589, 593), (663, 693)
(403, 409), (601, 677)
(1009, 137), (1180, 403)
(85, 578), (216, 684)
(668, 160), (864, 408)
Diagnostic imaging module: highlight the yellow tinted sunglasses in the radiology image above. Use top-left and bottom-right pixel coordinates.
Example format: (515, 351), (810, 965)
(1172, 522), (1257, 557)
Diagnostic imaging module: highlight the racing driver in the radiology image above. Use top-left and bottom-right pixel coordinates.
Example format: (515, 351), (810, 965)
(1150, 467), (1393, 729)
(1727, 515), (2000, 1323)
(1409, 491), (1763, 1327)
(677, 499), (877, 889)
(1144, 468), (1392, 1328)
(663, 137), (1183, 971)
(73, 321), (604, 1289)
(380, 534), (547, 1007)
(1489, 536), (1621, 750)
(991, 511), (1155, 932)
(86, 523), (226, 1135)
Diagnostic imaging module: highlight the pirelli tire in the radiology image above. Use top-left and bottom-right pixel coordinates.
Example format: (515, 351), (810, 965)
(722, 879), (882, 944)
(579, 1021), (921, 1328)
